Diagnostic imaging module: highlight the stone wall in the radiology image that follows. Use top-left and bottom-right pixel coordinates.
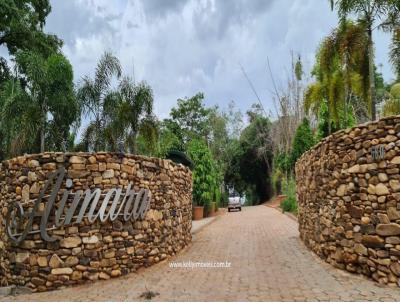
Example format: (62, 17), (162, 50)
(296, 116), (400, 286)
(0, 152), (192, 291)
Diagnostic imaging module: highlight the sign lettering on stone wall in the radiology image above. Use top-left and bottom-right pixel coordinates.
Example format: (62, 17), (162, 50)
(371, 144), (385, 161)
(5, 167), (152, 244)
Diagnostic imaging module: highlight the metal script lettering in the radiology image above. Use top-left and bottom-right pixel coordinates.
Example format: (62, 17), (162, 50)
(5, 167), (152, 243)
(371, 144), (385, 161)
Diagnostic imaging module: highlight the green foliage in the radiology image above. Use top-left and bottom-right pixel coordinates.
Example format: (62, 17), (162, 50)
(166, 93), (211, 146)
(304, 20), (369, 130)
(330, 0), (400, 119)
(383, 83), (400, 116)
(78, 52), (156, 154)
(0, 50), (77, 157)
(187, 139), (218, 210)
(225, 110), (273, 203)
(243, 186), (258, 206)
(290, 118), (315, 166)
(0, 0), (62, 55)
(281, 177), (297, 213)
(316, 99), (355, 139)
(220, 191), (229, 208)
(208, 108), (229, 170)
(0, 0), (62, 87)
(155, 123), (182, 157)
(274, 152), (291, 174)
(77, 52), (122, 151)
(214, 185), (221, 210)
(295, 55), (303, 81)
(272, 169), (283, 195)
(0, 58), (10, 85)
(162, 94), (228, 211)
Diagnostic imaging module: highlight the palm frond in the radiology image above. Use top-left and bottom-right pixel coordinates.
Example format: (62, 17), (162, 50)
(94, 52), (122, 94)
(304, 83), (322, 115)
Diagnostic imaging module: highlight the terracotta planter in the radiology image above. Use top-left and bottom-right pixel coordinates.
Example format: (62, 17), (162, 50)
(193, 206), (204, 220)
(208, 202), (216, 216)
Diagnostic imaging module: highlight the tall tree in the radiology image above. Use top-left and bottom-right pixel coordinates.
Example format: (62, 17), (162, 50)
(78, 52), (156, 154)
(188, 139), (219, 211)
(269, 53), (306, 158)
(0, 0), (61, 77)
(208, 108), (229, 172)
(77, 52), (122, 152)
(225, 109), (274, 203)
(0, 58), (10, 85)
(304, 20), (369, 135)
(103, 77), (156, 154)
(390, 28), (400, 79)
(290, 118), (315, 166)
(166, 93), (211, 146)
(0, 51), (77, 155)
(330, 0), (400, 120)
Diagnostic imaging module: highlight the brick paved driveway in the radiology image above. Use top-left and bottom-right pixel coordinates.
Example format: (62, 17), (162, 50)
(3, 206), (400, 302)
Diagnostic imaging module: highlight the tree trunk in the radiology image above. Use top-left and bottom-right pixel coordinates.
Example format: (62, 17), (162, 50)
(40, 127), (45, 153)
(367, 25), (376, 121)
(327, 99), (331, 135)
(39, 23), (46, 154)
(343, 74), (348, 128)
(40, 103), (46, 153)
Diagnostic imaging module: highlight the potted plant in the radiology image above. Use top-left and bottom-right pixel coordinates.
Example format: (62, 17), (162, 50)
(193, 201), (204, 220)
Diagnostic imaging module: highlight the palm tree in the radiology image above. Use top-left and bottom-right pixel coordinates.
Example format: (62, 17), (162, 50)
(330, 0), (400, 121)
(77, 52), (122, 151)
(304, 21), (368, 135)
(390, 28), (400, 78)
(0, 51), (77, 156)
(78, 52), (157, 154)
(0, 78), (38, 157)
(103, 77), (157, 154)
(335, 20), (370, 121)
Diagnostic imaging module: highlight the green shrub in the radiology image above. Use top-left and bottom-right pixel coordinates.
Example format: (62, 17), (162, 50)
(290, 118), (315, 167)
(214, 184), (221, 210)
(274, 152), (291, 175)
(272, 169), (283, 195)
(187, 139), (219, 212)
(243, 186), (258, 206)
(281, 177), (297, 213)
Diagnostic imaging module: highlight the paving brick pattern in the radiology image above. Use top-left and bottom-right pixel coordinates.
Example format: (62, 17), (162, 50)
(3, 206), (400, 302)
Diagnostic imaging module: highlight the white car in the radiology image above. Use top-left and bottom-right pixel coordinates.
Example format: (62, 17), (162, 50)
(228, 194), (242, 212)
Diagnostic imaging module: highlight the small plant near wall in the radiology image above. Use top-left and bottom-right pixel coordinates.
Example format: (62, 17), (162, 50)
(281, 177), (297, 213)
(187, 139), (219, 218)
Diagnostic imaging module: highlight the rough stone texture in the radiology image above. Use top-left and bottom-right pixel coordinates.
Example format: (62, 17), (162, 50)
(296, 115), (400, 287)
(2, 206), (400, 302)
(0, 152), (192, 292)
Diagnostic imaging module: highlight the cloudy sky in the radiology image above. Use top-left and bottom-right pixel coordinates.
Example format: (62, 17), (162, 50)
(41, 0), (395, 119)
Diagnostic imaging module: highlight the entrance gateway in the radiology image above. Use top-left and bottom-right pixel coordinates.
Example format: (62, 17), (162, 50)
(0, 152), (192, 291)
(6, 167), (152, 244)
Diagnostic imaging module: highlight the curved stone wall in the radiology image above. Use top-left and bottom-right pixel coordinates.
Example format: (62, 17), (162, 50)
(0, 152), (192, 291)
(296, 116), (400, 286)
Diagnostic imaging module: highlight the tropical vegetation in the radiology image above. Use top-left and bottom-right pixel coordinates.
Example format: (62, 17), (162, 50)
(1, 0), (400, 214)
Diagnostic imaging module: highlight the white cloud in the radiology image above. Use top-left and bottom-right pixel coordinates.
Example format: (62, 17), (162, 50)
(45, 0), (395, 121)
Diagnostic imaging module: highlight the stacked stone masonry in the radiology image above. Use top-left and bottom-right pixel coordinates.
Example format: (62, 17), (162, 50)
(0, 152), (192, 291)
(296, 115), (400, 287)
